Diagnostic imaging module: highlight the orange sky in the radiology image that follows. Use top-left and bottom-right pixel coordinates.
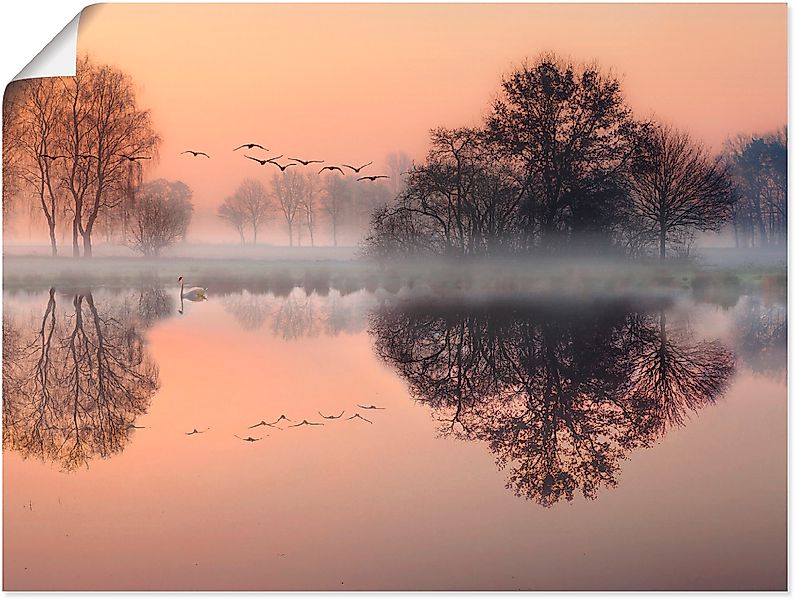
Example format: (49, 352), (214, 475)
(77, 3), (787, 237)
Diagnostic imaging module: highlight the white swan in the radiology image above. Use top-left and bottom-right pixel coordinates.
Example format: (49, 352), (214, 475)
(178, 276), (207, 302)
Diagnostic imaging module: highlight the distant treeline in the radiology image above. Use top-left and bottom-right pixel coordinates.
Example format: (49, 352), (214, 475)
(3, 53), (785, 259)
(364, 54), (786, 260)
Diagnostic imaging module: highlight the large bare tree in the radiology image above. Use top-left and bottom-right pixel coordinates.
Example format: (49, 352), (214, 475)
(271, 171), (305, 246)
(234, 178), (271, 244)
(630, 124), (735, 259)
(6, 79), (65, 255)
(60, 56), (160, 257)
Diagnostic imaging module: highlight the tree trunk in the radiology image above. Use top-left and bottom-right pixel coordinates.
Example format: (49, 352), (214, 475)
(287, 222), (293, 247)
(72, 218), (81, 257)
(659, 224), (666, 260)
(82, 231), (93, 258)
(48, 220), (58, 257)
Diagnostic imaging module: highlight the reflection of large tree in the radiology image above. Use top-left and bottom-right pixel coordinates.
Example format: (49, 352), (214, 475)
(3, 289), (159, 470)
(371, 300), (735, 507)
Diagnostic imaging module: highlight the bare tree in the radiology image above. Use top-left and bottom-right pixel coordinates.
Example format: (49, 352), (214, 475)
(60, 56), (160, 257)
(234, 178), (270, 244)
(217, 193), (248, 245)
(385, 151), (411, 195)
(2, 88), (25, 223)
(301, 173), (320, 246)
(630, 124), (735, 259)
(723, 130), (787, 248)
(6, 79), (65, 255)
(272, 171), (304, 246)
(323, 174), (352, 247)
(128, 179), (193, 256)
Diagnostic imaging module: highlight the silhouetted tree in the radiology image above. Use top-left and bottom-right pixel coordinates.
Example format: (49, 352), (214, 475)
(128, 179), (193, 256)
(1, 91), (24, 222)
(59, 56), (161, 257)
(724, 130), (787, 247)
(217, 193), (248, 245)
(630, 125), (735, 259)
(272, 170), (304, 246)
(5, 78), (65, 255)
(234, 178), (270, 244)
(487, 53), (641, 247)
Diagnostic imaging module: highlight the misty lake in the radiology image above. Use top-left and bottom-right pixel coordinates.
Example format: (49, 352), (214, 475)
(3, 272), (786, 591)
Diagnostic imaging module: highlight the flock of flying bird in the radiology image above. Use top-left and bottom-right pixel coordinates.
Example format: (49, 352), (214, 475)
(39, 143), (392, 182)
(181, 142), (390, 182)
(174, 404), (387, 443)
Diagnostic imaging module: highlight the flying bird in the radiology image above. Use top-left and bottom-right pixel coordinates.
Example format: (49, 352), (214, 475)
(271, 162), (297, 172)
(358, 404), (385, 410)
(186, 428), (209, 435)
(269, 415), (292, 425)
(249, 420), (282, 430)
(235, 435), (262, 443)
(39, 153), (68, 161)
(288, 157), (324, 166)
(318, 165), (345, 175)
(347, 413), (373, 424)
(343, 161), (373, 173)
(357, 175), (389, 182)
(319, 411), (345, 420)
(127, 424), (146, 430)
(289, 420), (324, 427)
(182, 150), (210, 158)
(234, 143), (269, 152)
(245, 154), (283, 166)
(119, 154), (151, 162)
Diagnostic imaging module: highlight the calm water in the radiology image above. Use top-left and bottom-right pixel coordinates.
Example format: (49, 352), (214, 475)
(3, 282), (787, 590)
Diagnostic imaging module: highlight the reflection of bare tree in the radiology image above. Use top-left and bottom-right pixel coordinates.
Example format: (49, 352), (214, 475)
(221, 291), (273, 331)
(271, 291), (318, 340)
(219, 288), (372, 337)
(619, 311), (736, 440)
(137, 285), (174, 327)
(3, 290), (159, 470)
(732, 297), (786, 376)
(371, 300), (735, 507)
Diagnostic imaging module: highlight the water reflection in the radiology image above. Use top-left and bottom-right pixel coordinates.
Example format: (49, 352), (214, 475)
(3, 289), (160, 471)
(733, 296), (786, 377)
(370, 298), (736, 507)
(2, 284), (784, 505)
(220, 287), (373, 338)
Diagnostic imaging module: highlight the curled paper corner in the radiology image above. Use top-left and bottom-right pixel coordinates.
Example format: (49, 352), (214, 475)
(12, 11), (82, 82)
